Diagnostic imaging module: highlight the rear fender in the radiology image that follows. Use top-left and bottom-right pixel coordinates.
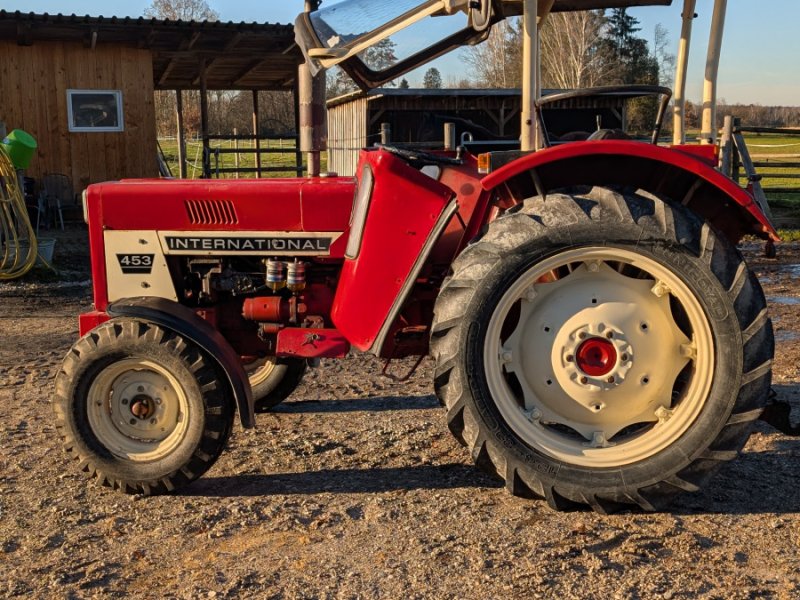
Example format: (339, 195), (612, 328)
(480, 141), (778, 243)
(107, 297), (255, 429)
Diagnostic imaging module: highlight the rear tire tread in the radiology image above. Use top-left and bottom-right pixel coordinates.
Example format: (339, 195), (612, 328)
(431, 186), (773, 512)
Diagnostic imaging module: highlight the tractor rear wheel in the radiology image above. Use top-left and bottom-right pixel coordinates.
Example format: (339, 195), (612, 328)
(246, 357), (307, 412)
(54, 318), (235, 495)
(431, 187), (773, 512)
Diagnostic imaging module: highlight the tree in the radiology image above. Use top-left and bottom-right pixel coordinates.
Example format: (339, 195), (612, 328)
(654, 23), (676, 89)
(399, 78), (410, 89)
(540, 11), (611, 89)
(460, 20), (522, 88)
(423, 68), (443, 89)
(326, 38), (398, 98)
(144, 0), (218, 21)
(600, 9), (660, 131)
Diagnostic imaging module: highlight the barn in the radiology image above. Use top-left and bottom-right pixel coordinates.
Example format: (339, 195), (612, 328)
(327, 88), (629, 176)
(0, 11), (301, 195)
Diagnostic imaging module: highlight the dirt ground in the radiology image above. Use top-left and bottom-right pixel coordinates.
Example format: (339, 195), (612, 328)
(1, 227), (799, 599)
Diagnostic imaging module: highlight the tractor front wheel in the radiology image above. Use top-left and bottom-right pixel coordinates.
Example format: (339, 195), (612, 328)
(54, 319), (235, 495)
(246, 357), (307, 412)
(431, 187), (773, 512)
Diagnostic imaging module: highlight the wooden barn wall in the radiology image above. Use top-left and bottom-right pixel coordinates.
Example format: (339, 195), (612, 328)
(327, 96), (370, 177)
(0, 41), (157, 194)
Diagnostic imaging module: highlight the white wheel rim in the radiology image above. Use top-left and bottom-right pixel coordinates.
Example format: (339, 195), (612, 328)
(245, 357), (277, 387)
(483, 247), (714, 468)
(87, 359), (190, 462)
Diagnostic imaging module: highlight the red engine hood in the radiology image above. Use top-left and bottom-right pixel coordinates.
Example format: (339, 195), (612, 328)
(89, 177), (356, 233)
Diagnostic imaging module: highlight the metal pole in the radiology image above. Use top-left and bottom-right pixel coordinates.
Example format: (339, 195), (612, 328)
(719, 115), (733, 177)
(520, 0), (539, 152)
(701, 0), (727, 145)
(380, 123), (391, 145)
(444, 122), (456, 150)
(300, 0), (325, 177)
(521, 0), (554, 152)
(672, 0), (696, 145)
(293, 81), (303, 177)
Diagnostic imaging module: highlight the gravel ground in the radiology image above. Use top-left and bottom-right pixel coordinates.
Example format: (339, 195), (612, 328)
(1, 228), (799, 599)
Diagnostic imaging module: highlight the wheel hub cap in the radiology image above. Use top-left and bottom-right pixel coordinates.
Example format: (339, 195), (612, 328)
(576, 337), (616, 377)
(87, 359), (189, 462)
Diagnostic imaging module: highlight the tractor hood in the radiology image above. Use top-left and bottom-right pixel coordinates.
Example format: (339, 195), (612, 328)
(295, 0), (672, 90)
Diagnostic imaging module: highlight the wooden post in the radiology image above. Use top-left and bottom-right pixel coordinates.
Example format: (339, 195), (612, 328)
(0, 121), (7, 139)
(199, 59), (211, 179)
(252, 90), (261, 179)
(701, 0), (727, 145)
(732, 117), (741, 184)
(380, 122), (391, 145)
(234, 127), (240, 179)
(175, 90), (187, 179)
(673, 0), (697, 145)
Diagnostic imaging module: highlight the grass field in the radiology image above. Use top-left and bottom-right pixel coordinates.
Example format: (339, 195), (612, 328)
(741, 133), (800, 197)
(158, 138), (316, 179)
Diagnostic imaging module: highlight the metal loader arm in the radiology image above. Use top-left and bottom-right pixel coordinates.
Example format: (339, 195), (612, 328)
(295, 0), (672, 91)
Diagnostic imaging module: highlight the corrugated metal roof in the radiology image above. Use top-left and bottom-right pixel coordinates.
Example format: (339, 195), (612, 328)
(0, 11), (301, 91)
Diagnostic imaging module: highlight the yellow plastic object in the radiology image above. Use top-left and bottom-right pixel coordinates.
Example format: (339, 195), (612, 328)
(0, 144), (44, 279)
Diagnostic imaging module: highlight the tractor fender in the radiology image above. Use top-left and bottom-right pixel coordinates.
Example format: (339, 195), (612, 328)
(107, 297), (256, 429)
(480, 141), (778, 242)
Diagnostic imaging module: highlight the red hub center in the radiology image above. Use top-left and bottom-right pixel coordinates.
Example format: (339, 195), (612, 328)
(576, 337), (617, 377)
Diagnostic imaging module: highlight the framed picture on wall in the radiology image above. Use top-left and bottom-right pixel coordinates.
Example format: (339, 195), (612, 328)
(67, 90), (124, 132)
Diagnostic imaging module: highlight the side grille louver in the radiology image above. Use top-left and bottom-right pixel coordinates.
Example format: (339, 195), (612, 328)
(185, 199), (239, 225)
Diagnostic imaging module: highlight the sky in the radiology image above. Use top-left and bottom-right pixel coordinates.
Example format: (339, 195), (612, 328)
(2, 0), (799, 105)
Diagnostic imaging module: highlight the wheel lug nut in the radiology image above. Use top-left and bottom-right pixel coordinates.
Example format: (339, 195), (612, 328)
(129, 418), (137, 425)
(150, 418), (157, 425)
(621, 354), (629, 361)
(121, 399), (129, 405)
(607, 376), (615, 384)
(580, 376), (588, 384)
(578, 332), (587, 340)
(606, 331), (614, 339)
(155, 398), (162, 405)
(138, 386), (145, 392)
(565, 355), (574, 363)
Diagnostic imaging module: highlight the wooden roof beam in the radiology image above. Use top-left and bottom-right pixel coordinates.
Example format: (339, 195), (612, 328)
(232, 59), (269, 87)
(158, 57), (178, 86)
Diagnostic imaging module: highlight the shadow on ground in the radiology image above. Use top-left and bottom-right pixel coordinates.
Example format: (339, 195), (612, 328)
(272, 395), (440, 414)
(186, 464), (501, 497)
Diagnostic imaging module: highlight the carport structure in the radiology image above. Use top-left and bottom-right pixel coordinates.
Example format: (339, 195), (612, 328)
(0, 11), (304, 181)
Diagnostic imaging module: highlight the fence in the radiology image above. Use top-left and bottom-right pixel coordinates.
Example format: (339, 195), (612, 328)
(159, 134), (304, 179)
(720, 119), (800, 196)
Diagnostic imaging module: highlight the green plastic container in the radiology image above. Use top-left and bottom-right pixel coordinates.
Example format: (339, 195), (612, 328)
(1, 129), (37, 169)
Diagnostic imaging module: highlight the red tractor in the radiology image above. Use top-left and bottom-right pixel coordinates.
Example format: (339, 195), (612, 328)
(55, 0), (777, 512)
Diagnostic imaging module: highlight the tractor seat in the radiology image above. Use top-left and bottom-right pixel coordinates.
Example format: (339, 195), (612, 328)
(587, 129), (632, 141)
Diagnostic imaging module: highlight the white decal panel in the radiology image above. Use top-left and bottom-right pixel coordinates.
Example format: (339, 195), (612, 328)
(158, 231), (344, 256)
(104, 231), (178, 302)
